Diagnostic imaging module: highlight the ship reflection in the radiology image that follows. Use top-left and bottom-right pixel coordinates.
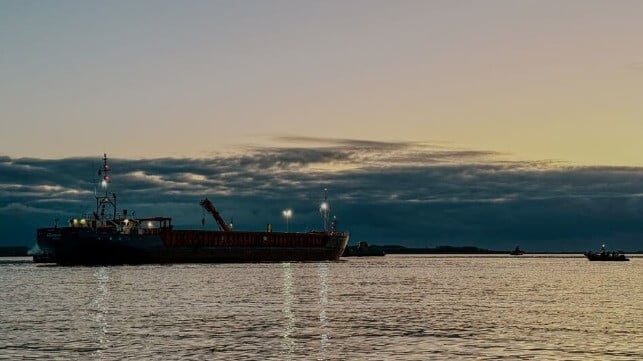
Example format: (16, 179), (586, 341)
(91, 267), (110, 359)
(281, 262), (295, 358)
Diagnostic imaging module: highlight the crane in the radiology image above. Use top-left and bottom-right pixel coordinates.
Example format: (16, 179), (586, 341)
(199, 198), (231, 232)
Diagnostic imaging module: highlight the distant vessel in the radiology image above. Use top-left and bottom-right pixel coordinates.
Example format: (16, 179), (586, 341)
(509, 246), (525, 256)
(342, 241), (385, 257)
(34, 154), (349, 265)
(584, 244), (629, 262)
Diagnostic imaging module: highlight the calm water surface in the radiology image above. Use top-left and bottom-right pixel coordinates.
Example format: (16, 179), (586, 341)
(1, 255), (641, 360)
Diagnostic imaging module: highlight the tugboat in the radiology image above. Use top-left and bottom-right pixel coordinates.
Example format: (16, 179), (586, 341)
(584, 244), (629, 262)
(509, 246), (525, 256)
(342, 241), (385, 257)
(34, 154), (349, 265)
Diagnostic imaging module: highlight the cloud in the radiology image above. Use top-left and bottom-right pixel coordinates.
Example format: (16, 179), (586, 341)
(2, 139), (643, 251)
(0, 203), (59, 215)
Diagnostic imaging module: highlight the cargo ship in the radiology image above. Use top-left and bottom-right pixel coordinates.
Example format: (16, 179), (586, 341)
(35, 155), (349, 265)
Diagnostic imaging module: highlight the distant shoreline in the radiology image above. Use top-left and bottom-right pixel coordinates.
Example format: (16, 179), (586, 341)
(1, 245), (642, 257)
(374, 245), (643, 255)
(0, 246), (30, 257)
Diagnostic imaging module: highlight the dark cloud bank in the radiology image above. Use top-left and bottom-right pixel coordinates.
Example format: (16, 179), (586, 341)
(2, 139), (643, 252)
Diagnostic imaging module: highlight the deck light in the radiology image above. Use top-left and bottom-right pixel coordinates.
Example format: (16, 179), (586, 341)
(282, 209), (292, 232)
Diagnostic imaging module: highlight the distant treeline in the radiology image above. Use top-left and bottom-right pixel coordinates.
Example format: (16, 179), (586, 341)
(0, 244), (641, 257)
(374, 245), (643, 254)
(380, 245), (503, 254)
(0, 246), (29, 257)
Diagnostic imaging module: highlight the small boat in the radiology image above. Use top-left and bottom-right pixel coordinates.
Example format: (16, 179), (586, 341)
(509, 246), (524, 255)
(584, 244), (629, 261)
(342, 241), (385, 257)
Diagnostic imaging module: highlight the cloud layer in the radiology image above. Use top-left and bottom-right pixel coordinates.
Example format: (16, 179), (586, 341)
(2, 138), (643, 251)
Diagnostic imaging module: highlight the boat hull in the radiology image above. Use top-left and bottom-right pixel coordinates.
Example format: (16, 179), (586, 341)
(36, 227), (349, 265)
(584, 253), (629, 261)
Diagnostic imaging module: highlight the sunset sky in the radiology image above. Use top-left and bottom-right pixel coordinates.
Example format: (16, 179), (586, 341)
(1, 0), (642, 165)
(2, 1), (643, 250)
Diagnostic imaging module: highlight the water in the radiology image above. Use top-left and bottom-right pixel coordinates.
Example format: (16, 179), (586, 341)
(1, 255), (641, 360)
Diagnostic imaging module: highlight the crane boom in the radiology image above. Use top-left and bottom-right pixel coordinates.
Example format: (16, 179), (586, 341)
(199, 198), (231, 231)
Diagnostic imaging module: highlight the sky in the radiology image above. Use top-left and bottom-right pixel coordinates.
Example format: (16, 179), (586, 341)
(1, 1), (643, 250)
(1, 0), (642, 164)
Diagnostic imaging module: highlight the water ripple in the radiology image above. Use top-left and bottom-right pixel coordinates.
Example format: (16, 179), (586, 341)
(0, 256), (641, 360)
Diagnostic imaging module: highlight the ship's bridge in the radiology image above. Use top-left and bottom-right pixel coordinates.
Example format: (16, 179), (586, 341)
(133, 217), (173, 235)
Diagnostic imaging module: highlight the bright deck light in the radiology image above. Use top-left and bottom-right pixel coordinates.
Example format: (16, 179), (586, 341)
(282, 209), (292, 232)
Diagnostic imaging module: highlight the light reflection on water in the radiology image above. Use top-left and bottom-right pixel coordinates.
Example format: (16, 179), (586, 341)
(0, 255), (641, 360)
(318, 262), (329, 359)
(91, 267), (110, 360)
(281, 262), (295, 358)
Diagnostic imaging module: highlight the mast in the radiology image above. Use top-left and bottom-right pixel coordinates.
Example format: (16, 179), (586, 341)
(199, 198), (232, 231)
(95, 153), (117, 223)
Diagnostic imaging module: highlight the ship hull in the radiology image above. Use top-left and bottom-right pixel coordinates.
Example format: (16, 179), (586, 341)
(36, 228), (349, 265)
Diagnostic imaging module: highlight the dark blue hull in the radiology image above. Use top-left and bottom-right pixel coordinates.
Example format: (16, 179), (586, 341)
(584, 252), (629, 261)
